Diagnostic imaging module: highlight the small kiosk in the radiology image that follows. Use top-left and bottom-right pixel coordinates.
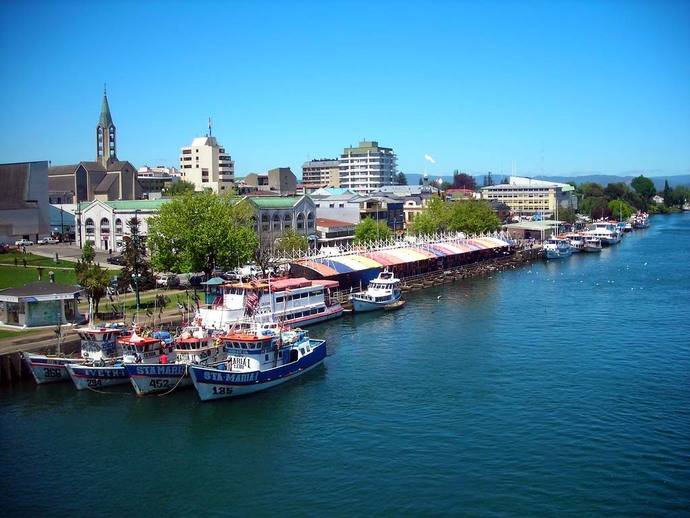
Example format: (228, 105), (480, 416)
(0, 282), (85, 328)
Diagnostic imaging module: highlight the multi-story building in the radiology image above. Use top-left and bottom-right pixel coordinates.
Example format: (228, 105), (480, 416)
(0, 161), (50, 243)
(244, 168), (297, 195)
(137, 166), (180, 195)
(302, 159), (340, 192)
(179, 131), (235, 193)
(480, 176), (577, 218)
(245, 195), (316, 244)
(311, 188), (404, 232)
(77, 199), (169, 251)
(48, 89), (142, 203)
(339, 140), (397, 195)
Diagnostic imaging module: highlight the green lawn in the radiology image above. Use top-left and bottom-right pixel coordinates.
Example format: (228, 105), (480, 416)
(0, 251), (76, 268)
(0, 328), (43, 340)
(0, 265), (79, 290)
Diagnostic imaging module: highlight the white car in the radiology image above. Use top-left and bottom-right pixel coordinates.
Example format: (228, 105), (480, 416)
(37, 237), (60, 245)
(15, 239), (33, 246)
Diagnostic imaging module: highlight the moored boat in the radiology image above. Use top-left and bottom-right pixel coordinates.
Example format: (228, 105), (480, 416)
(126, 326), (224, 396)
(22, 324), (127, 384)
(583, 236), (602, 252)
(585, 221), (622, 245)
(564, 233), (585, 253)
(543, 237), (572, 259)
(66, 331), (175, 391)
(350, 270), (402, 312)
(189, 324), (326, 401)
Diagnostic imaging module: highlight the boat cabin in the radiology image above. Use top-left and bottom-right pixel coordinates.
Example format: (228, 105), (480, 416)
(119, 335), (173, 363)
(77, 326), (125, 360)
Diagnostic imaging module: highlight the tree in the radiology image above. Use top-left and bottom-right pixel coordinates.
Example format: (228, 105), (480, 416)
(409, 197), (500, 235)
(74, 244), (110, 318)
(275, 228), (309, 257)
(396, 172), (408, 185)
(147, 191), (257, 277)
(663, 180), (673, 207)
(452, 170), (477, 190)
(604, 182), (628, 200)
(554, 206), (576, 224)
(631, 175), (656, 201)
(354, 217), (392, 244)
(608, 199), (634, 220)
(165, 180), (196, 196)
(119, 216), (155, 307)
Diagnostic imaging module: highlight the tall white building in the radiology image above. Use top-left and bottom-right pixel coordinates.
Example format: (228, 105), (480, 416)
(179, 133), (235, 192)
(339, 140), (396, 195)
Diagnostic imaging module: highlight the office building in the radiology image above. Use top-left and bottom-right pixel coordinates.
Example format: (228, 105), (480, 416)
(179, 127), (235, 192)
(302, 159), (340, 191)
(339, 140), (396, 195)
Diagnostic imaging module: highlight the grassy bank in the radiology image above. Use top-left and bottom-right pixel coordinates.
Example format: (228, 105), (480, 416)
(0, 266), (79, 290)
(0, 251), (77, 268)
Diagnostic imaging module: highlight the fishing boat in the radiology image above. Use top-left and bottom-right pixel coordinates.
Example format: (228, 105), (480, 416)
(189, 324), (327, 401)
(66, 330), (175, 391)
(583, 236), (603, 252)
(197, 277), (343, 330)
(543, 237), (572, 259)
(564, 233), (585, 253)
(22, 324), (127, 384)
(125, 324), (225, 396)
(349, 270), (402, 312)
(585, 222), (622, 245)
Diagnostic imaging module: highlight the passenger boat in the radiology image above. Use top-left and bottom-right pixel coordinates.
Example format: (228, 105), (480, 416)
(126, 325), (224, 396)
(349, 270), (402, 312)
(189, 324), (327, 401)
(632, 212), (650, 229)
(585, 222), (622, 245)
(564, 233), (585, 253)
(583, 236), (603, 252)
(197, 277), (343, 330)
(543, 237), (573, 259)
(22, 324), (127, 384)
(66, 331), (175, 391)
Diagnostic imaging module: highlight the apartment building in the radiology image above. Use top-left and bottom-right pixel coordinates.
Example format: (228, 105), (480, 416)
(302, 159), (340, 192)
(339, 140), (396, 195)
(179, 134), (234, 192)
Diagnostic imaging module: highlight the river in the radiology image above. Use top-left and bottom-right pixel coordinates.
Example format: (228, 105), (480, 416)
(2, 213), (689, 516)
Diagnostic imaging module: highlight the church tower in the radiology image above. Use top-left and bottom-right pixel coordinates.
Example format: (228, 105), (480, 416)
(96, 87), (116, 167)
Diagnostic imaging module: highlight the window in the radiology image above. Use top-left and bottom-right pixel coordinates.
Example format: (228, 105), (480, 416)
(85, 218), (95, 235)
(297, 213), (305, 230)
(115, 218), (123, 233)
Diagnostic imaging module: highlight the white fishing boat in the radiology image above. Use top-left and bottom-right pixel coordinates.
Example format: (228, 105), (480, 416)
(22, 324), (127, 384)
(189, 323), (326, 401)
(585, 221), (622, 245)
(543, 237), (572, 259)
(66, 330), (175, 391)
(564, 233), (585, 253)
(125, 325), (225, 396)
(350, 270), (402, 312)
(583, 236), (602, 253)
(197, 277), (343, 330)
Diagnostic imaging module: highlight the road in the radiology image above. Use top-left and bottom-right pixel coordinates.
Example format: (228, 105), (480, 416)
(30, 243), (122, 269)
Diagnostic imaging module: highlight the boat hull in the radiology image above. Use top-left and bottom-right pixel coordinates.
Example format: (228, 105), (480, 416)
(189, 339), (327, 401)
(544, 249), (572, 259)
(125, 364), (191, 396)
(22, 354), (84, 384)
(351, 293), (401, 312)
(583, 245), (602, 253)
(66, 363), (129, 391)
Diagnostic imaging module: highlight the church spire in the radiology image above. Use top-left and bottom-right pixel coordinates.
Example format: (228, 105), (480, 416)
(99, 86), (114, 128)
(96, 86), (116, 165)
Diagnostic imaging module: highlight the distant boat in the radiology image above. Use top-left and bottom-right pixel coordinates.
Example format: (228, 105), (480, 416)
(350, 270), (402, 312)
(583, 236), (603, 253)
(564, 233), (585, 253)
(585, 222), (622, 245)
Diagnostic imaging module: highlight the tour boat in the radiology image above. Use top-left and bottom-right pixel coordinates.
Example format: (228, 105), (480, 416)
(66, 331), (175, 391)
(197, 277), (343, 330)
(349, 270), (402, 312)
(189, 324), (327, 401)
(22, 324), (127, 384)
(543, 237), (573, 259)
(584, 222), (622, 245)
(564, 233), (585, 253)
(632, 212), (650, 229)
(583, 236), (603, 253)
(125, 325), (225, 396)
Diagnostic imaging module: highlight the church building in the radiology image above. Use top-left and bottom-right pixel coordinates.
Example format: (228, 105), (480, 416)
(48, 89), (142, 203)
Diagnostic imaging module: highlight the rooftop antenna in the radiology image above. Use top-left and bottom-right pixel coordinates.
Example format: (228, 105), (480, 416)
(208, 117), (212, 137)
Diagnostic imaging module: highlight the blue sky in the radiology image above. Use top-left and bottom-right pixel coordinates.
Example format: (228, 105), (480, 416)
(1, 0), (688, 178)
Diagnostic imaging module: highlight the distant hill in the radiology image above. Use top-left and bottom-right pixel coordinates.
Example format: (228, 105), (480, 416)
(402, 173), (690, 189)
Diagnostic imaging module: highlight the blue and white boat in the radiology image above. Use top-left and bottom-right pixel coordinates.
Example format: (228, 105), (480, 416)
(543, 237), (573, 259)
(22, 324), (126, 384)
(126, 326), (224, 396)
(350, 270), (402, 312)
(189, 324), (326, 401)
(66, 331), (175, 391)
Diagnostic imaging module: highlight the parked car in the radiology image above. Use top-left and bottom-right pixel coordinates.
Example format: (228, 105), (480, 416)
(0, 243), (10, 253)
(156, 274), (180, 288)
(106, 255), (125, 265)
(37, 237), (60, 245)
(15, 239), (33, 246)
